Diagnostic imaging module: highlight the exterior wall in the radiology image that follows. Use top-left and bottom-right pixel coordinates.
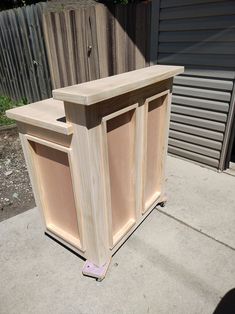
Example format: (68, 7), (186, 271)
(157, 0), (235, 169)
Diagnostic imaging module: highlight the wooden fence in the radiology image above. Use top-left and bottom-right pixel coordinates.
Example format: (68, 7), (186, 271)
(42, 1), (151, 89)
(0, 3), (52, 103)
(0, 1), (152, 100)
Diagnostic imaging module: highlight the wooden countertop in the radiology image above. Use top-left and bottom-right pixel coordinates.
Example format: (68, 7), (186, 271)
(6, 98), (72, 135)
(53, 65), (184, 106)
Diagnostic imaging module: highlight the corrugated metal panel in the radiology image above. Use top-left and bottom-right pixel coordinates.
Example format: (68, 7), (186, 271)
(158, 0), (235, 168)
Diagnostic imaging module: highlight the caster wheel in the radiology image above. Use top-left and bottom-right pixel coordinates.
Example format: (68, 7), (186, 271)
(96, 277), (104, 282)
(159, 201), (166, 208)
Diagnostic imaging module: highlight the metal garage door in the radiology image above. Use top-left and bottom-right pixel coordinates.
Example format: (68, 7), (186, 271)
(157, 0), (235, 169)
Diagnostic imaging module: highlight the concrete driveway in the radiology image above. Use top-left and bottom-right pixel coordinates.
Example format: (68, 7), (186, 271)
(1, 156), (235, 314)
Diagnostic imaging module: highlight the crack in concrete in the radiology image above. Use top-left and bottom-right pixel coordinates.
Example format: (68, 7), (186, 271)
(157, 208), (235, 252)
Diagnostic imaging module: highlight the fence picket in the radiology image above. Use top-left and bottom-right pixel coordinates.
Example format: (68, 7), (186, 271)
(0, 2), (151, 100)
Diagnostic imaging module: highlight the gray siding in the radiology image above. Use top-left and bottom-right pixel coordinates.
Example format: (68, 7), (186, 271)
(158, 0), (235, 168)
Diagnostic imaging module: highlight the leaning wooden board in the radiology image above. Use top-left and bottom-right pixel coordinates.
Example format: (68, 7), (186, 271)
(7, 65), (184, 280)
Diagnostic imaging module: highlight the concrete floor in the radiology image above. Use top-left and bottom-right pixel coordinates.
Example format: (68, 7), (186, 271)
(1, 156), (235, 314)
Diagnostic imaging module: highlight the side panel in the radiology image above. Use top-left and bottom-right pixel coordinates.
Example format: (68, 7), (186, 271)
(26, 137), (83, 251)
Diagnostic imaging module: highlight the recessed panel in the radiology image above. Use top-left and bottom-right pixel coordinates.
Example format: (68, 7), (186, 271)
(144, 95), (167, 210)
(29, 141), (80, 247)
(106, 109), (136, 244)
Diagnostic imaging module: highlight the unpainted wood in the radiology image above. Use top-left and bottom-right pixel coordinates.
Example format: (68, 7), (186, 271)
(29, 141), (81, 248)
(64, 102), (110, 266)
(144, 92), (168, 211)
(106, 108), (136, 243)
(8, 66), (181, 271)
(53, 65), (184, 105)
(17, 122), (72, 148)
(6, 98), (72, 135)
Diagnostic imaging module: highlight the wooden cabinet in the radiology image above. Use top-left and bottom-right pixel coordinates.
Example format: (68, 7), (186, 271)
(7, 65), (183, 279)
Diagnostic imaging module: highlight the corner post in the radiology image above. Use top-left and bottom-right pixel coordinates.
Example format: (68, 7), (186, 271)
(64, 102), (110, 268)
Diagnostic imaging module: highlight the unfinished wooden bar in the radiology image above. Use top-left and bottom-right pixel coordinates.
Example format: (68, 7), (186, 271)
(6, 65), (184, 280)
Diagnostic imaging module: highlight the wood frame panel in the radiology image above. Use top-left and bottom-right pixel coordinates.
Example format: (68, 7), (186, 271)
(24, 134), (84, 252)
(143, 90), (170, 213)
(102, 104), (138, 248)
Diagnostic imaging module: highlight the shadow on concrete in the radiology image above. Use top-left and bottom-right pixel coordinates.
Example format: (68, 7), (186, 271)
(213, 289), (235, 314)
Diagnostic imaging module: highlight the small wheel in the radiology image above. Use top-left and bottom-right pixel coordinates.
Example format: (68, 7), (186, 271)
(159, 201), (166, 208)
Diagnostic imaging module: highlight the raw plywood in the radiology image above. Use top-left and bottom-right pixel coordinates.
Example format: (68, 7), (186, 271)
(106, 109), (136, 242)
(30, 141), (80, 245)
(144, 95), (167, 209)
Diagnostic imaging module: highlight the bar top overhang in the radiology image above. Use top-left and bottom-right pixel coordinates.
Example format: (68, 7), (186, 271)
(53, 65), (184, 106)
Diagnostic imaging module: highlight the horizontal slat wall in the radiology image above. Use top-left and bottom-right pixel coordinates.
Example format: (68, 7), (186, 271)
(158, 0), (235, 168)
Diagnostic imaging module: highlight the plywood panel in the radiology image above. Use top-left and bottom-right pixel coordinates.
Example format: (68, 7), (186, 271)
(29, 141), (80, 245)
(106, 109), (136, 242)
(145, 95), (167, 209)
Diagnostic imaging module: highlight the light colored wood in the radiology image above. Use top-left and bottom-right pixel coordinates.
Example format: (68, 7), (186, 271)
(53, 65), (184, 105)
(159, 90), (173, 203)
(21, 133), (86, 256)
(17, 122), (72, 148)
(105, 107), (137, 245)
(24, 134), (85, 249)
(6, 98), (73, 135)
(7, 66), (182, 273)
(27, 138), (82, 250)
(26, 134), (70, 153)
(19, 133), (47, 229)
(112, 218), (136, 247)
(64, 102), (110, 266)
(144, 93), (168, 211)
(135, 100), (146, 220)
(101, 103), (138, 247)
